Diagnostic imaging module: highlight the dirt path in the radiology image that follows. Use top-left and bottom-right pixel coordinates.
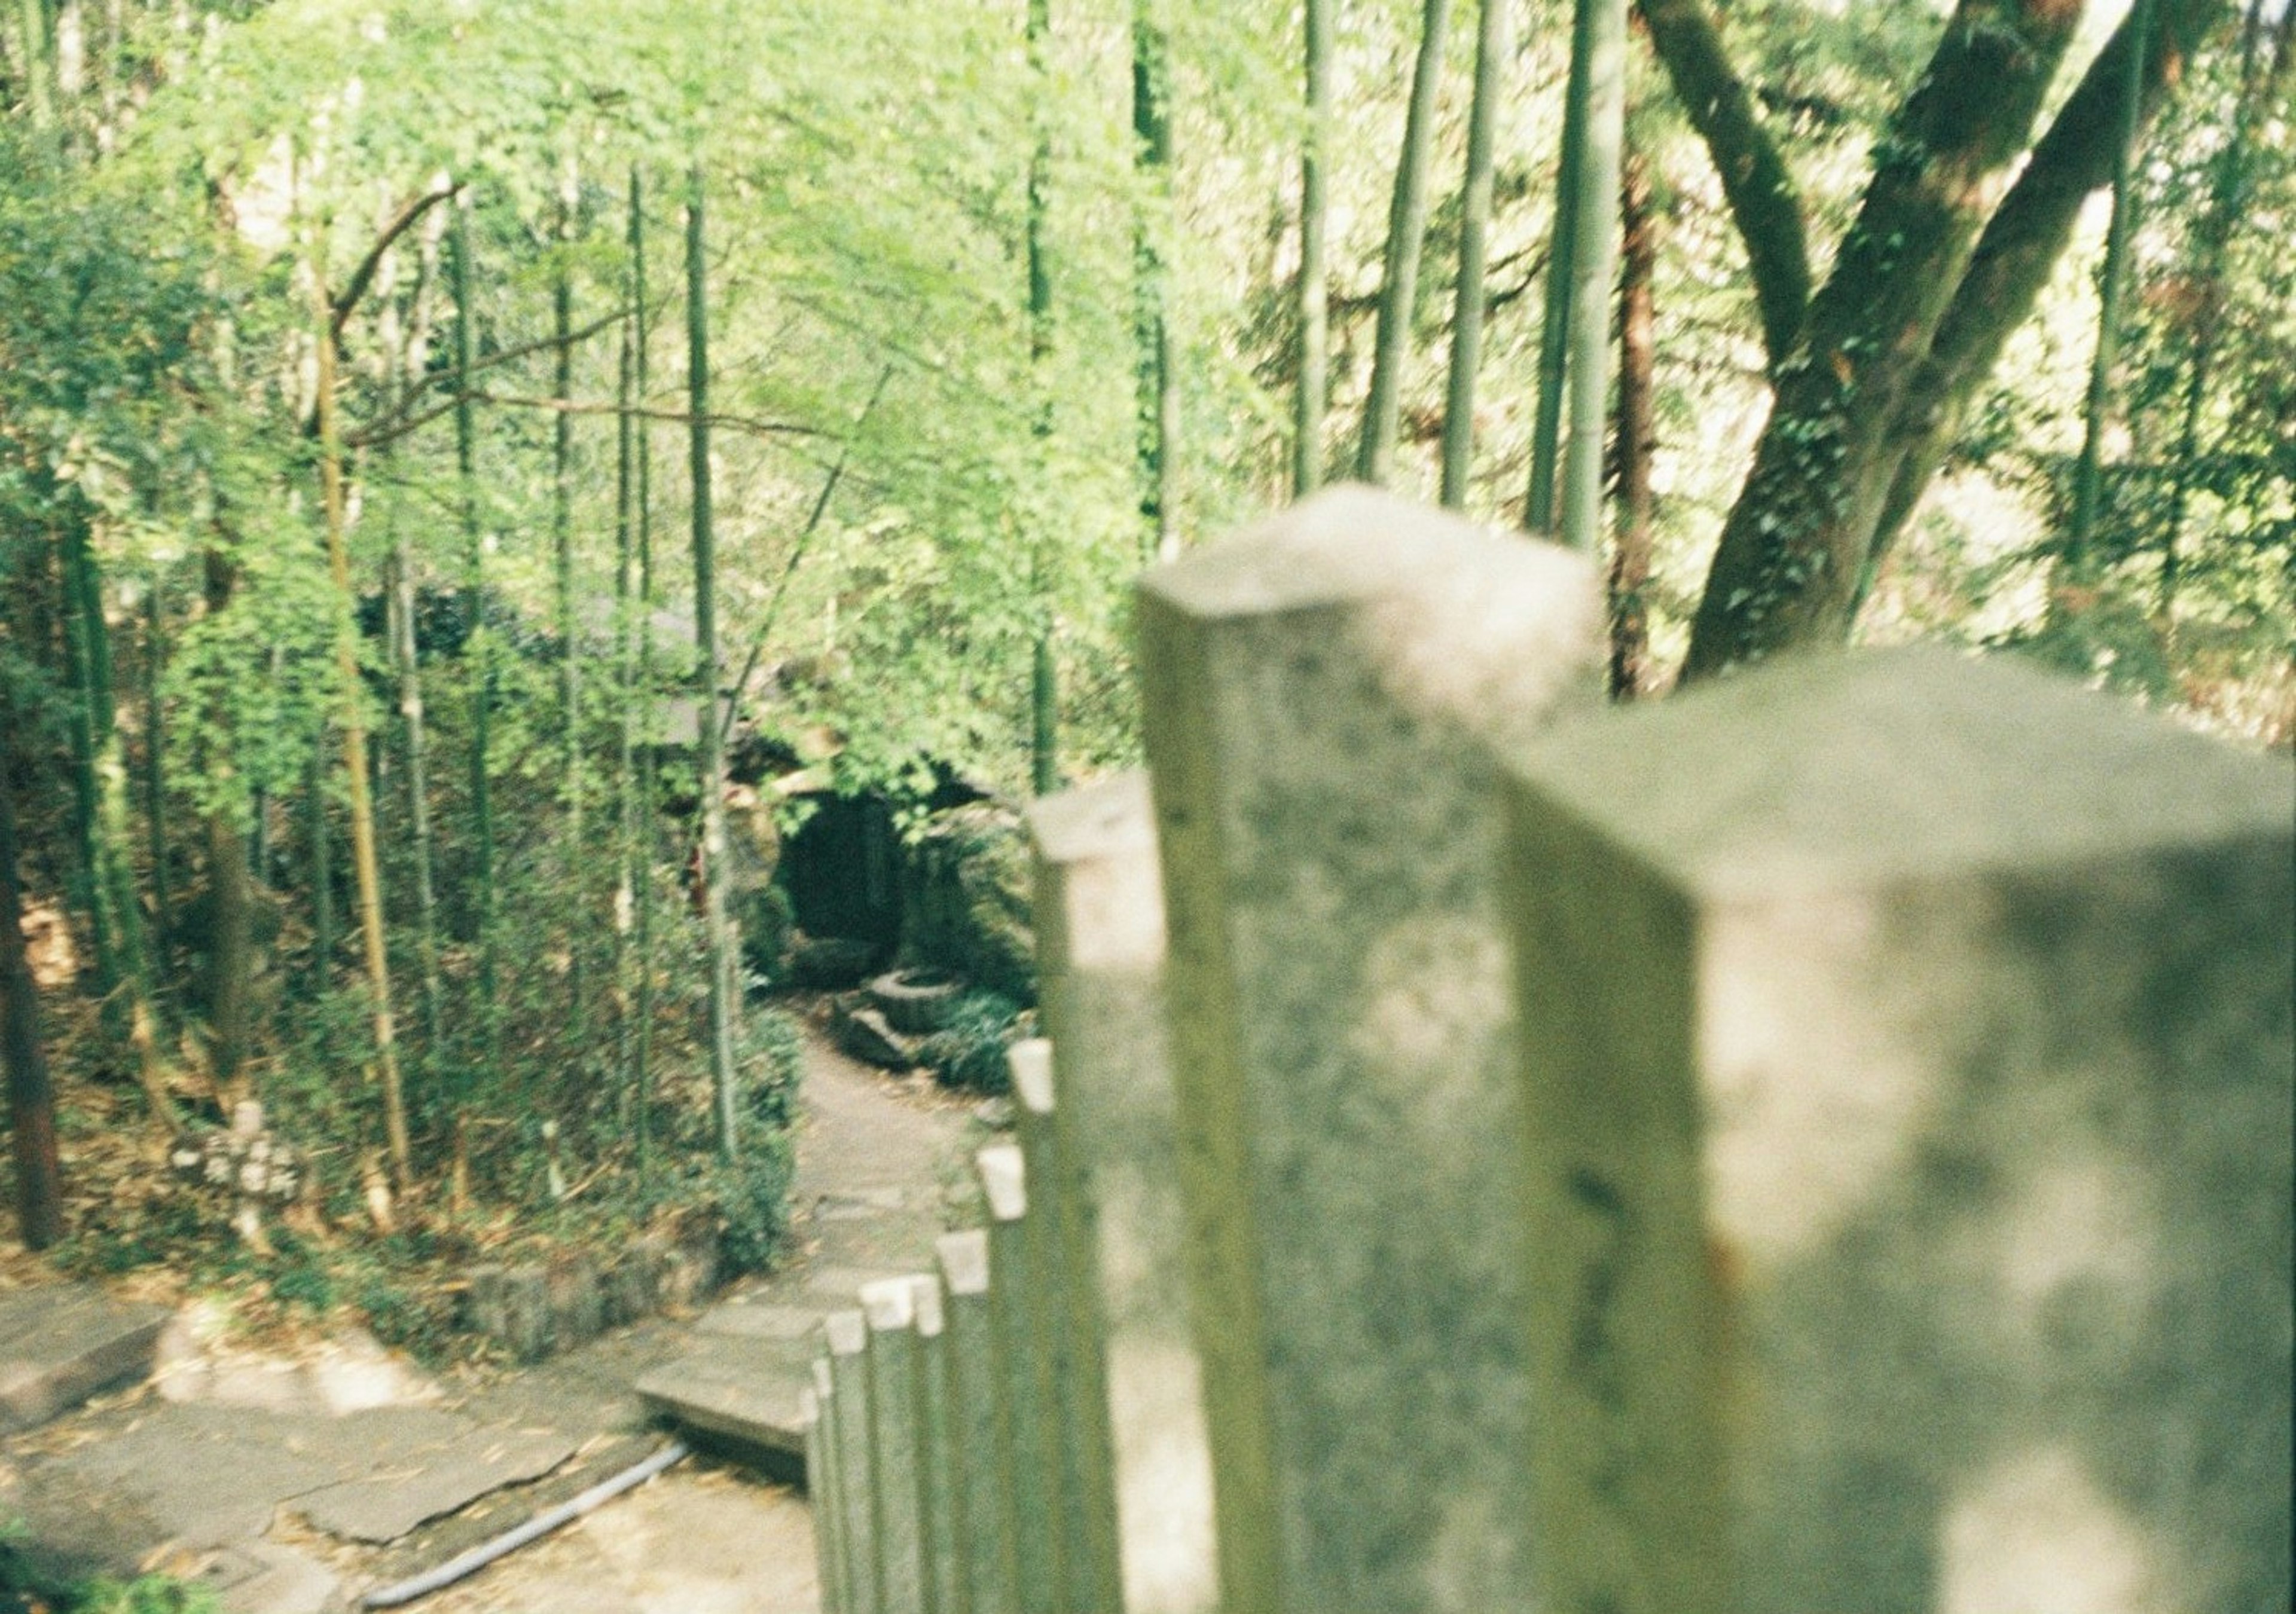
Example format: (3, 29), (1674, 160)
(353, 1008), (979, 1614)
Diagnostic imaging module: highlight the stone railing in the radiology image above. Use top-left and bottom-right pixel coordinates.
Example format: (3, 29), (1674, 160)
(798, 488), (2293, 1614)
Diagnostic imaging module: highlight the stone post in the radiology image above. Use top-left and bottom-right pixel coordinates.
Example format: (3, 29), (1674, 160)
(907, 1275), (958, 1614)
(1007, 1038), (1123, 1613)
(1135, 485), (1601, 1613)
(825, 1309), (883, 1614)
(862, 1278), (929, 1613)
(803, 1378), (848, 1614)
(1500, 645), (2295, 1614)
(938, 1229), (1013, 1614)
(1027, 772), (1217, 1613)
(979, 1142), (1062, 1614)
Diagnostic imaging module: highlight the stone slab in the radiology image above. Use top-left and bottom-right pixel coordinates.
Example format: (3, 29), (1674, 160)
(634, 1332), (817, 1458)
(0, 1283), (170, 1432)
(44, 1401), (575, 1551)
(296, 1420), (578, 1543)
(695, 1300), (830, 1341)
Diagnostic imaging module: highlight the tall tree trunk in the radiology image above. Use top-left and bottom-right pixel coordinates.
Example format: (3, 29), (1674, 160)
(2065, 0), (2153, 570)
(57, 521), (114, 995)
(15, 0), (52, 130)
(2163, 1), (2283, 613)
(313, 276), (411, 1187)
(304, 741), (334, 983)
(1294, 0), (1332, 496)
(1687, 0), (2225, 668)
(686, 165), (741, 1164)
(1560, 0), (1628, 557)
(1527, 0), (1592, 535)
(375, 245), (442, 1049)
(66, 516), (173, 1126)
(141, 578), (170, 961)
(615, 190), (640, 1150)
(1132, 0), (1178, 561)
(201, 551), (252, 1098)
(451, 200), (500, 1084)
(1440, 0), (1509, 508)
(1681, 0), (2095, 679)
(1357, 0), (1454, 485)
(552, 192), (588, 1050)
(385, 532), (441, 1047)
(623, 168), (658, 1173)
(1611, 150), (1657, 698)
(1, 708), (65, 1250)
(1028, 0), (1060, 797)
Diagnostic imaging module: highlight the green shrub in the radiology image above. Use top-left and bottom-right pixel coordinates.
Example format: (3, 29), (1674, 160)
(711, 1130), (796, 1274)
(914, 990), (1023, 1095)
(742, 1007), (806, 1132)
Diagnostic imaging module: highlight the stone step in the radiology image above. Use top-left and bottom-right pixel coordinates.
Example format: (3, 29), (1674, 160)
(636, 1332), (819, 1475)
(0, 1283), (172, 1433)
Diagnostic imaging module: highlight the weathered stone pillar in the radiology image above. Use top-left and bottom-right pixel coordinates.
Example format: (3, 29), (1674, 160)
(1135, 485), (1601, 1612)
(804, 1373), (849, 1614)
(1028, 772), (1217, 1614)
(862, 1278), (928, 1613)
(937, 1228), (1013, 1614)
(1007, 1038), (1123, 1613)
(908, 1273), (960, 1614)
(1500, 644), (2295, 1614)
(824, 1309), (882, 1614)
(978, 1142), (1061, 1613)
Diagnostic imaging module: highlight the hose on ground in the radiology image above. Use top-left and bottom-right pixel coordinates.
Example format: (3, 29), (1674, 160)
(358, 1438), (691, 1608)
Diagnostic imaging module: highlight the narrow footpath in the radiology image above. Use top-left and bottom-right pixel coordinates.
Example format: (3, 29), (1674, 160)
(1, 1012), (976, 1614)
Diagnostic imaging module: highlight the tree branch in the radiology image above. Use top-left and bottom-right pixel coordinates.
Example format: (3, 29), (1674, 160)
(331, 184), (462, 338)
(1635, 0), (1810, 366)
(1866, 0), (2232, 560)
(352, 307), (633, 445)
(343, 389), (819, 451)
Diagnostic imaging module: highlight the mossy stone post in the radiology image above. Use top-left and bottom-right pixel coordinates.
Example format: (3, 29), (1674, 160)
(825, 1310), (883, 1614)
(804, 1375), (849, 1614)
(979, 1143), (1062, 1613)
(1007, 1038), (1123, 1613)
(909, 1274), (960, 1614)
(938, 1228), (1014, 1614)
(862, 1278), (929, 1613)
(1135, 485), (1601, 1613)
(1027, 772), (1217, 1614)
(1500, 646), (2295, 1614)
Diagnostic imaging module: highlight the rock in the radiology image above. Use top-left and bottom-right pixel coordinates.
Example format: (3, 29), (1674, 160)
(900, 803), (1037, 1004)
(866, 968), (963, 1035)
(787, 932), (878, 989)
(834, 999), (917, 1070)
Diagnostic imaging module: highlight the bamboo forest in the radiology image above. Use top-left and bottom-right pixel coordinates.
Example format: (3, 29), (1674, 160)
(0, 0), (2289, 1604)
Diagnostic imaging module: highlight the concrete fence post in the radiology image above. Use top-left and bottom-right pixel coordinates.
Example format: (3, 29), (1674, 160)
(804, 1374), (848, 1614)
(1027, 772), (1217, 1614)
(824, 1309), (882, 1614)
(1007, 1038), (1123, 1613)
(862, 1277), (929, 1613)
(978, 1142), (1062, 1614)
(1499, 646), (2294, 1614)
(909, 1273), (960, 1614)
(938, 1228), (1013, 1614)
(1134, 485), (1601, 1612)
